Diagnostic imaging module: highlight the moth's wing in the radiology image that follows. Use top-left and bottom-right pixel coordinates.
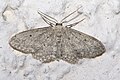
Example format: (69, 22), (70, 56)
(9, 27), (50, 53)
(62, 27), (105, 61)
(9, 27), (57, 63)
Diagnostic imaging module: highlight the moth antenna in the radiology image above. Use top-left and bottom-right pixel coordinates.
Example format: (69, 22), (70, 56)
(62, 13), (81, 23)
(40, 15), (54, 26)
(61, 6), (82, 23)
(38, 11), (58, 26)
(38, 11), (58, 22)
(66, 18), (85, 28)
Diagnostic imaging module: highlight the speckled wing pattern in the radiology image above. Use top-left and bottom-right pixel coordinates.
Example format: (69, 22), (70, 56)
(9, 26), (105, 64)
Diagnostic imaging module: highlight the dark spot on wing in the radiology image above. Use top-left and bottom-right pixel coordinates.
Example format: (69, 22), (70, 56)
(57, 41), (61, 43)
(29, 35), (32, 37)
(60, 54), (63, 56)
(84, 39), (87, 41)
(79, 33), (81, 35)
(68, 37), (70, 40)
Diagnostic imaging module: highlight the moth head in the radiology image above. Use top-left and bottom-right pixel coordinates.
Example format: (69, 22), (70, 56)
(55, 23), (63, 26)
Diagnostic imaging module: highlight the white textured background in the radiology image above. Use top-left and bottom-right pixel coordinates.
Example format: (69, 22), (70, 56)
(0, 0), (120, 80)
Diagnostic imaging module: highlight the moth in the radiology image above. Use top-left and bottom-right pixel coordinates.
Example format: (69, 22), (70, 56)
(9, 9), (106, 64)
